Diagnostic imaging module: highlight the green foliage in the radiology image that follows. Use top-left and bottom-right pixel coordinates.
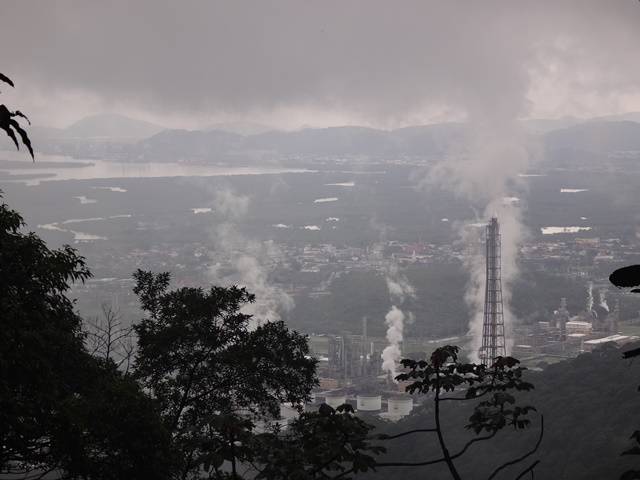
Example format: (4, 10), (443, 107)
(52, 358), (174, 480)
(253, 404), (385, 480)
(1, 196), (90, 473)
(609, 266), (640, 480)
(620, 350), (640, 480)
(0, 197), (172, 479)
(364, 344), (639, 480)
(132, 270), (318, 479)
(377, 346), (541, 480)
(398, 347), (536, 436)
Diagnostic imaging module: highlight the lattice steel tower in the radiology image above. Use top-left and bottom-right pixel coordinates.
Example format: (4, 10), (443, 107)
(479, 217), (506, 366)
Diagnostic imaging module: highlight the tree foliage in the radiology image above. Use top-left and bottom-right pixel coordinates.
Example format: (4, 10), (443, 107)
(131, 269), (318, 479)
(0, 72), (33, 158)
(1, 196), (90, 473)
(610, 265), (640, 479)
(253, 404), (385, 480)
(375, 346), (541, 480)
(85, 303), (136, 374)
(0, 197), (172, 479)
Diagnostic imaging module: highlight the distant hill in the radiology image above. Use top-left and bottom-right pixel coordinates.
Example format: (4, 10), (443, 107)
(129, 123), (468, 160)
(592, 112), (640, 123)
(389, 122), (466, 154)
(520, 117), (581, 134)
(245, 126), (397, 155)
(136, 129), (243, 161)
(57, 118), (640, 162)
(64, 113), (166, 140)
(14, 113), (640, 161)
(207, 121), (275, 136)
(544, 120), (640, 153)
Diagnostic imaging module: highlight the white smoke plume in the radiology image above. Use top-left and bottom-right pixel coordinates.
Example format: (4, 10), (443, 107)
(385, 262), (415, 304)
(460, 201), (524, 362)
(415, 50), (537, 361)
(207, 187), (294, 327)
(599, 288), (609, 313)
(380, 261), (416, 380)
(381, 306), (405, 380)
(587, 281), (594, 312)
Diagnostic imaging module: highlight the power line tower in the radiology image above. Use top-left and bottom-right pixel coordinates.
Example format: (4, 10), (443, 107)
(479, 217), (506, 366)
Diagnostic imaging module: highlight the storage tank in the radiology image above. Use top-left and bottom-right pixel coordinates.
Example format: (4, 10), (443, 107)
(387, 396), (413, 416)
(324, 393), (347, 409)
(356, 394), (382, 411)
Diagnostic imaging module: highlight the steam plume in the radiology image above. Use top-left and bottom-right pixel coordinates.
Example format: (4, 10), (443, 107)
(381, 306), (405, 379)
(599, 288), (609, 312)
(208, 187), (293, 327)
(380, 261), (415, 380)
(416, 48), (535, 361)
(385, 262), (415, 303)
(587, 281), (594, 312)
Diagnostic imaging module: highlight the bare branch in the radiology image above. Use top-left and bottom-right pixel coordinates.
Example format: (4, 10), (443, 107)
(451, 430), (498, 460)
(84, 302), (137, 369)
(486, 416), (544, 480)
(514, 460), (540, 480)
(378, 428), (438, 440)
(375, 456), (448, 468)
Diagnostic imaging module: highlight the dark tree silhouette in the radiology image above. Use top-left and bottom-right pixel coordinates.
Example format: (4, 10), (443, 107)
(0, 72), (33, 159)
(85, 302), (136, 374)
(252, 403), (385, 480)
(0, 197), (173, 479)
(610, 265), (640, 479)
(131, 270), (318, 479)
(0, 195), (90, 474)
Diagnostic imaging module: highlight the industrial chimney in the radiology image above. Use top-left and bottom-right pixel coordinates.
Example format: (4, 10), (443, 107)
(478, 217), (506, 366)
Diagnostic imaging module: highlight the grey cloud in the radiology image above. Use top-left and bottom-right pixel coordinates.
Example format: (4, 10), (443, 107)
(2, 1), (640, 126)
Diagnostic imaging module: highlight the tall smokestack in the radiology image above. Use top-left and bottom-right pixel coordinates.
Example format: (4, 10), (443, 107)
(479, 217), (506, 366)
(362, 316), (368, 375)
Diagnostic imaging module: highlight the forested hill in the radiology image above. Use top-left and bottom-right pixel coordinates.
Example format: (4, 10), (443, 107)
(365, 343), (640, 480)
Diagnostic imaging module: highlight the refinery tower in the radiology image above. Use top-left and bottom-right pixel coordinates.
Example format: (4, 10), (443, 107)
(479, 217), (506, 366)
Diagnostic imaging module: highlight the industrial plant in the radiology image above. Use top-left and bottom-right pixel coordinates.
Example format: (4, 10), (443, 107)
(297, 216), (640, 426)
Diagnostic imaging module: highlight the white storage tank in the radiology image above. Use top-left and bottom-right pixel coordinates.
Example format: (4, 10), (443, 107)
(356, 394), (382, 411)
(324, 393), (347, 409)
(387, 396), (413, 416)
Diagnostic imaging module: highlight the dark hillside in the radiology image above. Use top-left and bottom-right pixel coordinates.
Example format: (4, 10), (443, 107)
(364, 343), (640, 480)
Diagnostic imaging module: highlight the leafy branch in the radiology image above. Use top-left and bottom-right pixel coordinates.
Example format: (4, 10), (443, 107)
(375, 346), (540, 480)
(0, 72), (33, 159)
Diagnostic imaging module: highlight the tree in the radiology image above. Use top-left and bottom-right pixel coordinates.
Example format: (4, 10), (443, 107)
(0, 195), (173, 479)
(55, 357), (174, 480)
(610, 265), (640, 479)
(85, 302), (136, 374)
(252, 404), (385, 480)
(374, 346), (542, 480)
(131, 269), (318, 479)
(0, 72), (33, 158)
(0, 195), (91, 475)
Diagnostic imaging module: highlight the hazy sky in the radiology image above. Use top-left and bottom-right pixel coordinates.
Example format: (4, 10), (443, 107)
(2, 1), (640, 129)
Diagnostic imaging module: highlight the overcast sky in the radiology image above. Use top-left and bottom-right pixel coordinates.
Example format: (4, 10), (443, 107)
(1, 1), (640, 129)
